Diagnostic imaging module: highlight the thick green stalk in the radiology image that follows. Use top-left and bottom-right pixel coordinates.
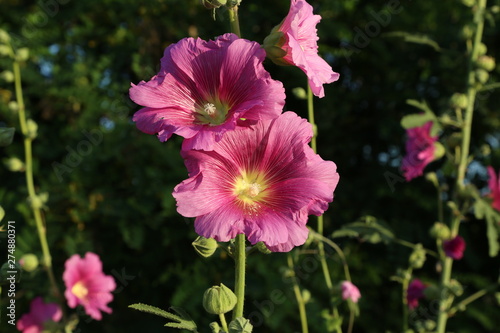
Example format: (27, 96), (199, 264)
(228, 5), (241, 38)
(232, 234), (246, 320)
(13, 60), (60, 299)
(287, 254), (309, 333)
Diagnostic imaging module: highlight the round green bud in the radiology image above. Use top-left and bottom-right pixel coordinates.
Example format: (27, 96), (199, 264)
(449, 93), (468, 109)
(20, 254), (39, 272)
(203, 283), (237, 315)
(475, 69), (489, 84)
(0, 45), (11, 56)
(15, 47), (29, 62)
(26, 119), (38, 140)
(460, 25), (474, 39)
(476, 43), (487, 56)
(292, 87), (307, 100)
(8, 101), (19, 112)
(192, 236), (218, 258)
(449, 279), (463, 297)
(210, 322), (222, 333)
(476, 55), (496, 72)
(4, 157), (25, 172)
(429, 222), (451, 240)
(0, 29), (10, 44)
(408, 243), (426, 269)
(461, 0), (476, 7)
(424, 320), (436, 331)
(491, 5), (500, 13)
(0, 70), (14, 82)
(255, 242), (271, 255)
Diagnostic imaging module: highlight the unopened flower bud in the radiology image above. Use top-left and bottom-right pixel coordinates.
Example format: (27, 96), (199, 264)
(460, 25), (474, 39)
(476, 55), (496, 72)
(429, 222), (450, 240)
(491, 5), (500, 13)
(425, 172), (439, 188)
(4, 157), (25, 172)
(192, 236), (218, 258)
(8, 101), (19, 112)
(475, 69), (489, 84)
(0, 45), (11, 56)
(461, 0), (476, 7)
(449, 93), (468, 109)
(203, 283), (237, 315)
(210, 322), (222, 333)
(29, 192), (49, 210)
(200, 0), (227, 9)
(228, 317), (253, 333)
(292, 87), (307, 100)
(263, 31), (289, 66)
(449, 279), (463, 297)
(20, 254), (39, 272)
(255, 242), (271, 254)
(26, 119), (38, 140)
(15, 47), (29, 62)
(476, 43), (487, 56)
(0, 70), (14, 82)
(409, 244), (426, 269)
(0, 29), (10, 44)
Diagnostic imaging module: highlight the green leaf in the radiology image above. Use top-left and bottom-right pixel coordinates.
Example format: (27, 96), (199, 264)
(332, 216), (395, 244)
(403, 99), (442, 135)
(383, 31), (441, 51)
(228, 317), (253, 333)
(473, 199), (500, 257)
(129, 303), (198, 332)
(0, 127), (15, 147)
(400, 113), (434, 129)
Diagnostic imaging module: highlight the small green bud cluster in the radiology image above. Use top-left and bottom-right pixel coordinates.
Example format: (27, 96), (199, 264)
(429, 222), (451, 240)
(409, 244), (426, 269)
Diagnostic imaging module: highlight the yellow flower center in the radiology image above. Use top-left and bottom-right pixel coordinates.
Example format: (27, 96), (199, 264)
(71, 281), (89, 300)
(195, 99), (230, 126)
(233, 171), (268, 205)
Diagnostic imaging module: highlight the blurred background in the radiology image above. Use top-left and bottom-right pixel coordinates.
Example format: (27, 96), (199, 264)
(1, 0), (499, 332)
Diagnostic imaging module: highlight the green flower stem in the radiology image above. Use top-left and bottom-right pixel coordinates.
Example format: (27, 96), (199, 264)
(287, 253), (309, 333)
(232, 234), (246, 320)
(448, 283), (498, 317)
(13, 59), (61, 300)
(219, 313), (229, 332)
(310, 230), (351, 282)
(401, 268), (413, 332)
(228, 5), (241, 38)
(393, 237), (439, 258)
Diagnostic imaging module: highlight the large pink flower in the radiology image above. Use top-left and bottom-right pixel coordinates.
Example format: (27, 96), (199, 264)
(487, 166), (500, 211)
(401, 121), (438, 181)
(173, 112), (339, 252)
(17, 297), (62, 333)
(63, 252), (116, 320)
(340, 281), (361, 303)
(130, 33), (285, 151)
(406, 279), (426, 310)
(263, 0), (339, 98)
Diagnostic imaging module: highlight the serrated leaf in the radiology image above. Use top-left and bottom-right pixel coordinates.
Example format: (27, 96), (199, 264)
(331, 217), (395, 244)
(0, 127), (15, 147)
(383, 31), (441, 51)
(129, 303), (198, 332)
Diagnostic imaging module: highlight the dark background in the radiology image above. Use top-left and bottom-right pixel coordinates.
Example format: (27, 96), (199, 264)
(1, 0), (500, 332)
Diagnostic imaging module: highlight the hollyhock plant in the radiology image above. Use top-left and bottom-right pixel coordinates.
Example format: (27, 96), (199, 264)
(487, 166), (500, 211)
(173, 112), (339, 252)
(130, 33), (286, 151)
(63, 252), (116, 320)
(407, 279), (426, 310)
(341, 281), (361, 303)
(17, 297), (62, 333)
(263, 0), (339, 98)
(401, 121), (439, 181)
(443, 235), (466, 260)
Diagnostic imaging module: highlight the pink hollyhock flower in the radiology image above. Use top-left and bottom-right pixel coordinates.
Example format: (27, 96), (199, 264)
(401, 121), (438, 181)
(443, 235), (466, 260)
(130, 33), (285, 151)
(263, 0), (339, 98)
(63, 252), (116, 320)
(17, 297), (62, 333)
(407, 279), (426, 310)
(173, 112), (339, 252)
(340, 281), (361, 303)
(487, 166), (500, 211)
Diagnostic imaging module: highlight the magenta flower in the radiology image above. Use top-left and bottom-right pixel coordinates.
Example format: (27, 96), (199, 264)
(487, 166), (500, 211)
(443, 236), (466, 260)
(401, 121), (438, 181)
(263, 0), (339, 98)
(173, 112), (339, 252)
(63, 252), (116, 320)
(340, 281), (361, 303)
(407, 279), (426, 310)
(17, 297), (62, 333)
(130, 33), (285, 151)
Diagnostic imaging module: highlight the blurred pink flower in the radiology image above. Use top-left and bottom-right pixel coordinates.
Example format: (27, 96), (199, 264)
(341, 281), (361, 303)
(443, 235), (466, 260)
(263, 0), (339, 98)
(401, 121), (438, 181)
(63, 252), (116, 320)
(130, 33), (285, 151)
(407, 279), (426, 310)
(173, 112), (339, 252)
(487, 166), (500, 211)
(17, 297), (62, 333)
